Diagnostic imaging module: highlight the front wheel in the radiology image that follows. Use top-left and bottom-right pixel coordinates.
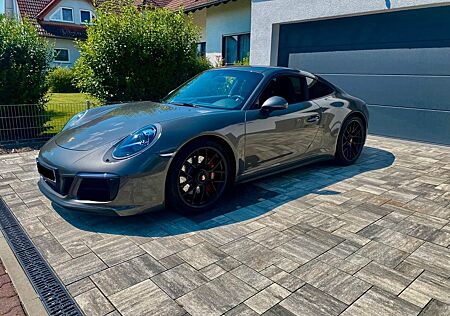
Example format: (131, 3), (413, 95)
(166, 140), (231, 214)
(335, 116), (366, 165)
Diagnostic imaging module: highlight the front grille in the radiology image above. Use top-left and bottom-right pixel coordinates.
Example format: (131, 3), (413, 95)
(77, 177), (120, 202)
(37, 162), (55, 182)
(61, 177), (74, 196)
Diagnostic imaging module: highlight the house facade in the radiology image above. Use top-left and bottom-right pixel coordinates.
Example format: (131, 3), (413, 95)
(2, 0), (99, 67)
(250, 0), (450, 145)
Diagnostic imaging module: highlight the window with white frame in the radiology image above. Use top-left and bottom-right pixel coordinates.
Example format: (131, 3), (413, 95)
(54, 49), (70, 63)
(50, 8), (74, 22)
(80, 10), (94, 23)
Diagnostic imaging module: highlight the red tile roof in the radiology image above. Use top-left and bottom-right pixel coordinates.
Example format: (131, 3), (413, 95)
(17, 0), (236, 39)
(164, 0), (236, 12)
(16, 0), (107, 39)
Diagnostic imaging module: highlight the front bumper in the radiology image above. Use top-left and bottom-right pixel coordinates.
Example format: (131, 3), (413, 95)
(36, 146), (171, 216)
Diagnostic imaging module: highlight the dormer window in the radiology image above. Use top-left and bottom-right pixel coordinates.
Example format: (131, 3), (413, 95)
(50, 7), (74, 23)
(80, 10), (94, 24)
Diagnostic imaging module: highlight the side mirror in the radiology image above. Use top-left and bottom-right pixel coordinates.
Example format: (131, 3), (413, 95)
(260, 96), (288, 113)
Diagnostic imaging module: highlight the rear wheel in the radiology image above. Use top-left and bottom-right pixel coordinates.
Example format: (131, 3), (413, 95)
(335, 116), (366, 165)
(166, 140), (231, 214)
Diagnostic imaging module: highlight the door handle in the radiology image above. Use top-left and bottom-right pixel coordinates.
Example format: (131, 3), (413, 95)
(306, 115), (320, 123)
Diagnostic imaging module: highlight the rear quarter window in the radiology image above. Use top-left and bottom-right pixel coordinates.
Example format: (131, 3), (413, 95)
(306, 77), (334, 99)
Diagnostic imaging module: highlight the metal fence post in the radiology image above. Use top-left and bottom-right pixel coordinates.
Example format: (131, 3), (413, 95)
(86, 100), (90, 110)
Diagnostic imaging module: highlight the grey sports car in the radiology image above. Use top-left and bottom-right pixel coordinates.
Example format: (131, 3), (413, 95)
(37, 66), (368, 215)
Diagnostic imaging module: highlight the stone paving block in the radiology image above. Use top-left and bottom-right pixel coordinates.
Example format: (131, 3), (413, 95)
(66, 277), (96, 297)
(274, 257), (300, 273)
(340, 287), (421, 316)
(177, 274), (257, 316)
(53, 252), (107, 285)
(221, 238), (282, 271)
(247, 227), (293, 249)
(270, 271), (305, 292)
(356, 240), (409, 268)
(293, 260), (370, 304)
(200, 263), (226, 280)
(280, 284), (347, 316)
(420, 299), (450, 316)
(90, 236), (144, 267)
(407, 242), (450, 278)
(75, 287), (115, 316)
(216, 256), (241, 271)
(152, 263), (208, 299)
(402, 271), (450, 304)
(262, 304), (296, 316)
(33, 233), (72, 265)
(91, 254), (165, 296)
(140, 237), (188, 260)
(178, 242), (227, 270)
(109, 279), (185, 316)
(274, 234), (332, 264)
(224, 303), (259, 316)
(355, 262), (412, 295)
(230, 265), (272, 291)
(2, 136), (450, 316)
(244, 283), (290, 314)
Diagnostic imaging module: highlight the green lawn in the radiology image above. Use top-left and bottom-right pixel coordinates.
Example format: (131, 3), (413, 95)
(45, 93), (102, 134)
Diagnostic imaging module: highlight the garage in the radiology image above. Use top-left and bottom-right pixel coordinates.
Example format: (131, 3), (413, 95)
(277, 6), (450, 145)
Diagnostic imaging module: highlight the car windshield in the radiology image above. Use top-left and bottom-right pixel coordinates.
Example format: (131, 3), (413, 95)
(163, 69), (263, 110)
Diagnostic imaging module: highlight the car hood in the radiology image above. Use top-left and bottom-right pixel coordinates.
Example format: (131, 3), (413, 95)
(55, 101), (218, 151)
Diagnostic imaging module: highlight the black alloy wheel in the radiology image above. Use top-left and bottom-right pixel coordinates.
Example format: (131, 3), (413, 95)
(167, 140), (231, 213)
(335, 116), (366, 165)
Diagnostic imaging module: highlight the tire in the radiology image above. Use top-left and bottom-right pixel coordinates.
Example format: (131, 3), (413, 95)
(334, 116), (366, 166)
(166, 139), (232, 214)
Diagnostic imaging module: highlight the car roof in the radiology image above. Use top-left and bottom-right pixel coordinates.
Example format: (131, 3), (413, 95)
(210, 66), (316, 78)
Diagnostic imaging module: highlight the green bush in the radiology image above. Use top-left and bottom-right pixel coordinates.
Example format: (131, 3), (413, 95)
(0, 15), (52, 141)
(74, 0), (211, 102)
(47, 67), (79, 93)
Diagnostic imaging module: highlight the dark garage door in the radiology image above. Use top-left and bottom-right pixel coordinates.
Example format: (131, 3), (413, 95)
(278, 6), (450, 145)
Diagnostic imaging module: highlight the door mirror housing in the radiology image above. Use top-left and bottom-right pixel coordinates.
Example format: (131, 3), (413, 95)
(260, 96), (288, 113)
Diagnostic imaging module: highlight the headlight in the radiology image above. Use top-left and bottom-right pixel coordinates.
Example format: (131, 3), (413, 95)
(113, 125), (157, 159)
(62, 110), (87, 131)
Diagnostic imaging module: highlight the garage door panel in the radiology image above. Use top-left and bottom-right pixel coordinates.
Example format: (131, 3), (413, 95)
(368, 105), (450, 145)
(278, 5), (450, 144)
(288, 48), (450, 76)
(318, 74), (450, 111)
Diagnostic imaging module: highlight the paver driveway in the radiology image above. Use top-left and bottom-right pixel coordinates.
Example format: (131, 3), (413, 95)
(1, 135), (450, 316)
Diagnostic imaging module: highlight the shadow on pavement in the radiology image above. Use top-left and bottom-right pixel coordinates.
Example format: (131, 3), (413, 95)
(53, 146), (395, 237)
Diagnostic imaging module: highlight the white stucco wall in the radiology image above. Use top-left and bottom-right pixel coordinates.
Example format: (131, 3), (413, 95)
(3, 0), (20, 18)
(191, 9), (206, 42)
(49, 38), (80, 67)
(44, 0), (95, 24)
(250, 0), (450, 65)
(203, 0), (251, 65)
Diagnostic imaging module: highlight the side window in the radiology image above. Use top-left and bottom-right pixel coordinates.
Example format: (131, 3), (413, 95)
(256, 75), (306, 108)
(306, 77), (334, 99)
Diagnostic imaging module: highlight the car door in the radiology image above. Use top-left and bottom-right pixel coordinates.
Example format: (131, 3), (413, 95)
(244, 74), (322, 173)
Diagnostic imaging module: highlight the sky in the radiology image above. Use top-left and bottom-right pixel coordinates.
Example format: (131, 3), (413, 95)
(0, 1), (4, 14)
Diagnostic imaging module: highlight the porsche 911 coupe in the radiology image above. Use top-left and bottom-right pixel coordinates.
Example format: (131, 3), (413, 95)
(37, 66), (368, 215)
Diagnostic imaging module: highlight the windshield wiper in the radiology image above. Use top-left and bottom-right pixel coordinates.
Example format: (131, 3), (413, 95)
(168, 101), (199, 108)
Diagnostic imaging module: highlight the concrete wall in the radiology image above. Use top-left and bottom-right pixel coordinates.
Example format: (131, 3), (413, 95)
(49, 38), (80, 67)
(196, 0), (251, 65)
(250, 0), (450, 65)
(44, 0), (95, 24)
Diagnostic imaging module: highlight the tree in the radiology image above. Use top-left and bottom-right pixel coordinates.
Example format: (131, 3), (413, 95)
(0, 15), (52, 141)
(74, 0), (211, 102)
(0, 15), (51, 105)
